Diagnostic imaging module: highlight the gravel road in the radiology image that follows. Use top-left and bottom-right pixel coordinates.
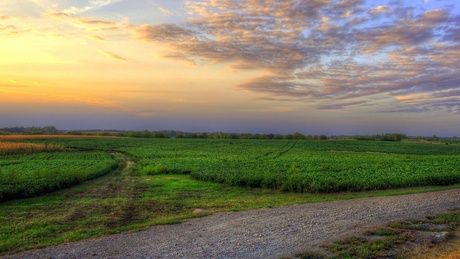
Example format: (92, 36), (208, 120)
(4, 189), (459, 259)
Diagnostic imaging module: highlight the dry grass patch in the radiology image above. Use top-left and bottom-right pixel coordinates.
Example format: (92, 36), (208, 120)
(400, 229), (460, 259)
(0, 135), (118, 141)
(0, 142), (64, 155)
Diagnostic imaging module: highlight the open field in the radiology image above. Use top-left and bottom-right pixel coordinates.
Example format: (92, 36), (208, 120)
(0, 142), (64, 155)
(0, 135), (119, 141)
(20, 137), (460, 192)
(1, 136), (459, 256)
(0, 151), (117, 201)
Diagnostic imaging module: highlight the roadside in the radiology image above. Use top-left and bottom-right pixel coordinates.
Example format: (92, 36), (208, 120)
(292, 208), (460, 258)
(3, 188), (459, 259)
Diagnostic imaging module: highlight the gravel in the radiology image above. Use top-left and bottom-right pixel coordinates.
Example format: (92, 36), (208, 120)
(3, 189), (459, 259)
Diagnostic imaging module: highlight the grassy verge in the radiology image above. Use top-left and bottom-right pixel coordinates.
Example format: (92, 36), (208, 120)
(292, 208), (460, 259)
(400, 230), (460, 259)
(1, 153), (459, 255)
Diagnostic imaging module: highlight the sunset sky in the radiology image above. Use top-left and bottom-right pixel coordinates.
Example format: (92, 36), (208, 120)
(1, 0), (460, 136)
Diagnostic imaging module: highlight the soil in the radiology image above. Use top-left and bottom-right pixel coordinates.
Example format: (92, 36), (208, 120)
(3, 189), (459, 259)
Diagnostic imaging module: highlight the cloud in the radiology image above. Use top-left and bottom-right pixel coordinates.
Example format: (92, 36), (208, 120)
(0, 79), (46, 88)
(381, 106), (431, 113)
(78, 19), (116, 26)
(48, 12), (71, 19)
(63, 0), (123, 15)
(317, 101), (369, 110)
(0, 86), (125, 110)
(48, 12), (131, 33)
(238, 106), (295, 113)
(392, 89), (460, 114)
(29, 0), (58, 10)
(0, 23), (34, 35)
(159, 7), (172, 16)
(87, 35), (106, 41)
(133, 0), (460, 113)
(369, 5), (389, 15)
(236, 75), (315, 100)
(98, 50), (127, 61)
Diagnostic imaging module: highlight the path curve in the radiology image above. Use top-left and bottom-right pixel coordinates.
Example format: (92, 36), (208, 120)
(4, 189), (459, 259)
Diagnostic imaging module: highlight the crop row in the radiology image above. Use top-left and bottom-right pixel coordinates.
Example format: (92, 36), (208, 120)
(0, 151), (117, 201)
(14, 138), (460, 193)
(115, 139), (460, 192)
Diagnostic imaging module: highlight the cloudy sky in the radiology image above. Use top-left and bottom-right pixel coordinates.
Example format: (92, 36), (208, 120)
(1, 0), (459, 136)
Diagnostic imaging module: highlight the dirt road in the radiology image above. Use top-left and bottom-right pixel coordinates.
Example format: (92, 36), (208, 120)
(4, 189), (459, 258)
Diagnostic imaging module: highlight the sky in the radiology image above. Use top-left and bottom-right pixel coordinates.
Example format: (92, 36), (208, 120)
(1, 0), (460, 136)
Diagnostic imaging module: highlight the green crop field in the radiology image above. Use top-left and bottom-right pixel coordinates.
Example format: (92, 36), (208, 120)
(131, 139), (460, 192)
(0, 150), (117, 202)
(1, 136), (460, 255)
(18, 137), (460, 193)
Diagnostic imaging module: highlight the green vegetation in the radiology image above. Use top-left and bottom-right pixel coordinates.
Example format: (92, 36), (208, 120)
(1, 152), (457, 255)
(0, 151), (117, 202)
(327, 209), (460, 258)
(326, 230), (413, 258)
(0, 126), (59, 135)
(292, 208), (460, 259)
(1, 136), (460, 255)
(33, 138), (460, 192)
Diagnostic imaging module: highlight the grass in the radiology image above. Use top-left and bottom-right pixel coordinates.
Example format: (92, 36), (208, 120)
(401, 230), (460, 258)
(326, 231), (414, 258)
(17, 138), (460, 193)
(1, 152), (459, 255)
(1, 138), (460, 256)
(291, 208), (460, 259)
(0, 135), (118, 141)
(0, 151), (117, 202)
(0, 142), (64, 155)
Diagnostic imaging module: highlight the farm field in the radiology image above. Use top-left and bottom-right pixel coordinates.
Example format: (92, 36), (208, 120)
(0, 151), (117, 202)
(1, 136), (460, 255)
(21, 137), (460, 192)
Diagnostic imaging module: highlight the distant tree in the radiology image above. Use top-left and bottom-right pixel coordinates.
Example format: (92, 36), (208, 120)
(1, 127), (25, 133)
(154, 131), (169, 138)
(198, 133), (208, 139)
(141, 130), (152, 138)
(259, 134), (268, 139)
(0, 126), (60, 134)
(185, 133), (198, 138)
(116, 132), (127, 137)
(292, 132), (306, 140)
(164, 130), (178, 137)
(42, 126), (59, 134)
(274, 134), (283, 139)
(239, 133), (253, 139)
(229, 133), (240, 139)
(67, 131), (83, 135)
(213, 132), (229, 139)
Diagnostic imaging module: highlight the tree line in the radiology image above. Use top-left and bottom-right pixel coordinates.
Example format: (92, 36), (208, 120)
(0, 126), (59, 135)
(0, 126), (410, 141)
